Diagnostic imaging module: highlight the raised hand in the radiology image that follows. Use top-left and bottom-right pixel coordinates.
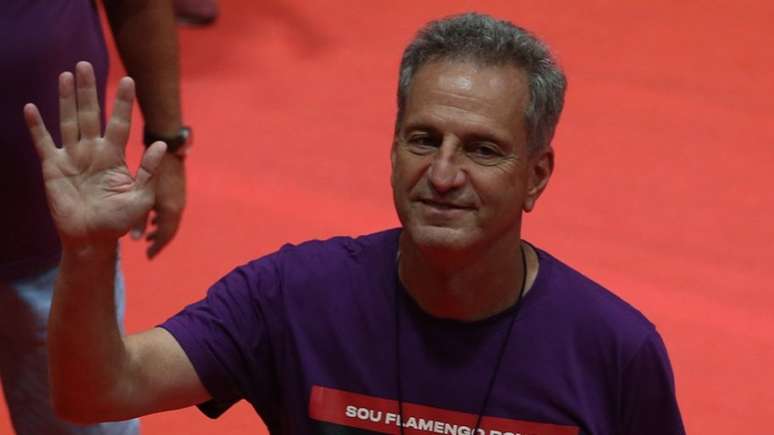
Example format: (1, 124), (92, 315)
(24, 62), (167, 248)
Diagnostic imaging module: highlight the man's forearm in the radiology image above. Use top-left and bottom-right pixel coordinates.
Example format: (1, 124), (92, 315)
(104, 0), (182, 134)
(48, 242), (131, 422)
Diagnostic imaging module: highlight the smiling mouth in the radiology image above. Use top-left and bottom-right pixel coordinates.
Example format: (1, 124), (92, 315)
(419, 200), (474, 211)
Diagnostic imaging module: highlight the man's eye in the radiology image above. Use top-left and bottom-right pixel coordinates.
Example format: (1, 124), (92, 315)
(409, 135), (436, 146)
(470, 143), (501, 157)
(474, 146), (497, 156)
(404, 135), (438, 154)
(466, 142), (507, 165)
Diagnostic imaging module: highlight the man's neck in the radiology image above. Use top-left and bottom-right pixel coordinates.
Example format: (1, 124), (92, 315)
(398, 232), (537, 322)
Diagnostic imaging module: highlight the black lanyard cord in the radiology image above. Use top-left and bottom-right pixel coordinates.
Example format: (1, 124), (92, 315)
(395, 243), (529, 434)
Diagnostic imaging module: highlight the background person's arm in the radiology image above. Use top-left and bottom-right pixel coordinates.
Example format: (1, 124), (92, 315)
(103, 0), (186, 259)
(25, 62), (209, 424)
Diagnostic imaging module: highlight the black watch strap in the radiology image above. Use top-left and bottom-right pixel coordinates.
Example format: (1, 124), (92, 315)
(143, 126), (192, 155)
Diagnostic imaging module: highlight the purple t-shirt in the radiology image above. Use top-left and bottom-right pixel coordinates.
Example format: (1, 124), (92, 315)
(162, 229), (684, 434)
(0, 1), (108, 280)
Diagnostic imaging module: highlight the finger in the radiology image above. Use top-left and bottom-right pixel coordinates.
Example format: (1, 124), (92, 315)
(104, 77), (135, 151)
(145, 207), (183, 242)
(58, 72), (78, 147)
(130, 212), (149, 240)
(147, 237), (166, 259)
(24, 104), (58, 161)
(135, 142), (167, 188)
(145, 207), (182, 259)
(75, 61), (101, 140)
(146, 227), (173, 259)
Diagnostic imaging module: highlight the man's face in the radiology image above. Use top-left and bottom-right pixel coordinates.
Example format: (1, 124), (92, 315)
(391, 60), (553, 255)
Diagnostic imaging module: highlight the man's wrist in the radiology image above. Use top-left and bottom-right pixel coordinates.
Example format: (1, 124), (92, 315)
(61, 239), (119, 257)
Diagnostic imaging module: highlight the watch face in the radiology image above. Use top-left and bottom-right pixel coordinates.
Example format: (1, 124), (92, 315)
(180, 126), (192, 145)
(172, 126), (192, 156)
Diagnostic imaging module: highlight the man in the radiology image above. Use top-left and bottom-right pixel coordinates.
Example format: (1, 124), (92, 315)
(0, 1), (189, 434)
(24, 13), (684, 434)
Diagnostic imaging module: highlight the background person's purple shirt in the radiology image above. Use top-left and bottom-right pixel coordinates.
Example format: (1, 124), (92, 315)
(0, 1), (109, 280)
(161, 229), (684, 434)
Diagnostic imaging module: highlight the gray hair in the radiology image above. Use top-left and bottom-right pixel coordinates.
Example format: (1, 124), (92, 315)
(396, 13), (567, 152)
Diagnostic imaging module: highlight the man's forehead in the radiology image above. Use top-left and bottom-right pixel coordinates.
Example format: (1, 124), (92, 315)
(405, 61), (529, 121)
(410, 61), (528, 100)
(399, 61), (529, 146)
(436, 72), (474, 92)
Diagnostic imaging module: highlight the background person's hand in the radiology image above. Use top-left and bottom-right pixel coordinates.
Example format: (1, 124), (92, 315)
(24, 61), (166, 248)
(130, 153), (186, 259)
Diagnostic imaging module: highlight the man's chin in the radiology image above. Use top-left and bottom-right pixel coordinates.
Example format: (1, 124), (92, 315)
(405, 224), (475, 252)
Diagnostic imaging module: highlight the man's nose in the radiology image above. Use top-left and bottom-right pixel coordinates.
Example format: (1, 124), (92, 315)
(427, 139), (466, 193)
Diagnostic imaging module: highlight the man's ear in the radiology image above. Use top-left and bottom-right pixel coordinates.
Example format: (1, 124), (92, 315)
(523, 147), (554, 212)
(390, 137), (398, 186)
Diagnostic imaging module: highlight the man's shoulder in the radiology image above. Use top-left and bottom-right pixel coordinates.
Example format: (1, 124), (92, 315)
(230, 228), (400, 289)
(532, 247), (657, 341)
(274, 228), (400, 265)
(204, 229), (399, 313)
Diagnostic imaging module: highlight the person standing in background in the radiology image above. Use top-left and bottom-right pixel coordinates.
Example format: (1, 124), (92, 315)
(0, 1), (190, 434)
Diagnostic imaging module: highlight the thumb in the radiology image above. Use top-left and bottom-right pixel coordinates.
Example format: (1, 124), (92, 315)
(135, 141), (167, 188)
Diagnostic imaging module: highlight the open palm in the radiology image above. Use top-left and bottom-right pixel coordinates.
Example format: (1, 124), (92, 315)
(24, 62), (166, 247)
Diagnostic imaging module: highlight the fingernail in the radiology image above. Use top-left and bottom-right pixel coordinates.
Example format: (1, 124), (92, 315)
(130, 230), (141, 240)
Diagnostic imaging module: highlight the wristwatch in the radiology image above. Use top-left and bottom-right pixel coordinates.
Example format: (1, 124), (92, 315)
(143, 126), (192, 157)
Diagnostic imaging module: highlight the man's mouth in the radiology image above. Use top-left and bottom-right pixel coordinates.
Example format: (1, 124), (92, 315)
(418, 199), (474, 211)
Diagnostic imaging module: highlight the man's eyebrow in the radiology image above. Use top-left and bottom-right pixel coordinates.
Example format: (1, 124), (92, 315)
(402, 107), (518, 138)
(401, 121), (440, 134)
(462, 131), (508, 143)
(457, 128), (517, 151)
(401, 122), (514, 147)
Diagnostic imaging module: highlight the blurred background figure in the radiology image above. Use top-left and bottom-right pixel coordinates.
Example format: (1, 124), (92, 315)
(0, 1), (188, 434)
